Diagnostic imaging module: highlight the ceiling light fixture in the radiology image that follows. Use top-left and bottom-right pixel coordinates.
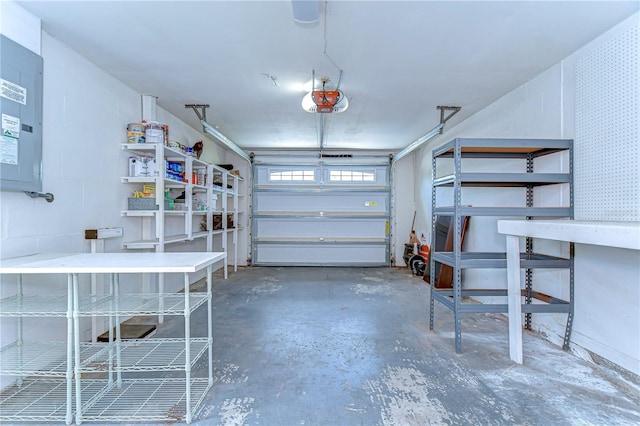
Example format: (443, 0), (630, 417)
(291, 0), (320, 23)
(301, 70), (349, 114)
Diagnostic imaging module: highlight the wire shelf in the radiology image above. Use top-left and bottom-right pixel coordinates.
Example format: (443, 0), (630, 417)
(76, 293), (208, 316)
(0, 341), (67, 376)
(0, 341), (101, 376)
(0, 379), (72, 422)
(81, 338), (210, 372)
(0, 295), (69, 317)
(79, 378), (211, 422)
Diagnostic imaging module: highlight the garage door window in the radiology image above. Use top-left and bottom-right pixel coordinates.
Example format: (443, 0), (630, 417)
(269, 169), (315, 182)
(329, 170), (375, 182)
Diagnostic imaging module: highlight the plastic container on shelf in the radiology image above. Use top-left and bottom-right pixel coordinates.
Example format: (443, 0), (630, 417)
(145, 122), (164, 143)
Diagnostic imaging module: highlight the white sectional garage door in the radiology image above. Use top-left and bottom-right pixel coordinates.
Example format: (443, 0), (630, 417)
(252, 158), (390, 266)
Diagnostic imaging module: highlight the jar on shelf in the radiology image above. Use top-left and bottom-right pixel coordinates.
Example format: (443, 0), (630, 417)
(145, 122), (164, 143)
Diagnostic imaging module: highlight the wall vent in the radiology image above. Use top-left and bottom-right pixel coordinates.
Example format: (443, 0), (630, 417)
(319, 154), (353, 158)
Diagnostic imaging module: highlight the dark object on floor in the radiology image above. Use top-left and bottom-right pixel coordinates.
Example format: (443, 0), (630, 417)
(405, 243), (430, 276)
(97, 324), (156, 342)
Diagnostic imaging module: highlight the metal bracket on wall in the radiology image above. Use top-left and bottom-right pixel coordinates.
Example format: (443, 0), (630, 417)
(24, 191), (54, 202)
(185, 104), (210, 122)
(436, 106), (462, 134)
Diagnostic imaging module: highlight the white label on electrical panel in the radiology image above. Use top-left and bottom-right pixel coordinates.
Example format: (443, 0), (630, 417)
(1, 135), (18, 165)
(2, 113), (20, 137)
(0, 78), (27, 105)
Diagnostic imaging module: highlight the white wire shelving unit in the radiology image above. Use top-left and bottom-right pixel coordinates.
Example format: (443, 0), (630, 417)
(0, 283), (75, 424)
(0, 252), (225, 425)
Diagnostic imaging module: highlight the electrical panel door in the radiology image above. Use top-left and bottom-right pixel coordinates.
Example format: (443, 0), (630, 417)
(0, 34), (43, 192)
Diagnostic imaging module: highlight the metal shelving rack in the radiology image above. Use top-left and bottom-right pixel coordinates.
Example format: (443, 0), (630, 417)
(429, 138), (574, 353)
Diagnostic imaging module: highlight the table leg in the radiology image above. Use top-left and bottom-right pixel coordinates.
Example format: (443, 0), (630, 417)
(17, 275), (23, 386)
(72, 273), (83, 424)
(114, 273), (122, 387)
(184, 272), (192, 423)
(108, 274), (114, 385)
(65, 274), (73, 425)
(207, 265), (213, 386)
(506, 234), (523, 363)
(158, 272), (165, 324)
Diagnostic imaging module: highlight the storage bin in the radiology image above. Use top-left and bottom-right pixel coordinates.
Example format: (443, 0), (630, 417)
(128, 198), (158, 210)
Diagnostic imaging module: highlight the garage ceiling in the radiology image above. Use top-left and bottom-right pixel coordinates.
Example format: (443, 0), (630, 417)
(15, 0), (640, 151)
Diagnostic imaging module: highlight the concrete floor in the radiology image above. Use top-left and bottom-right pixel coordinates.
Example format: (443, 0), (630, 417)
(156, 266), (639, 426)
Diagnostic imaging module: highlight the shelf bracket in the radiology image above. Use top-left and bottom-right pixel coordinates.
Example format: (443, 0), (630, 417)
(185, 104), (209, 122)
(436, 106), (462, 134)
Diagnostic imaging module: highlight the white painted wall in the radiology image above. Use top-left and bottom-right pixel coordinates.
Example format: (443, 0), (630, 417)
(412, 13), (640, 374)
(391, 155), (417, 267)
(224, 151), (251, 266)
(0, 0), (41, 54)
(0, 3), (227, 389)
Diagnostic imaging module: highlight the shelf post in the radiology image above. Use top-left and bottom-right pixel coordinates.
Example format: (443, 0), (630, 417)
(183, 271), (192, 423)
(453, 140), (463, 353)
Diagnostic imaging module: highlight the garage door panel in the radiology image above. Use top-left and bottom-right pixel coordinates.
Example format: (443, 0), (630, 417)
(255, 192), (388, 214)
(254, 243), (387, 266)
(255, 218), (387, 239)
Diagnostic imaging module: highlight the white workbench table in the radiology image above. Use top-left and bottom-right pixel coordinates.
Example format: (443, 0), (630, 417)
(497, 220), (640, 364)
(0, 252), (225, 274)
(0, 252), (226, 424)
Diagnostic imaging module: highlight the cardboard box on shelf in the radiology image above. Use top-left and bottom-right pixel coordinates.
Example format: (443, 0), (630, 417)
(128, 156), (158, 177)
(213, 214), (234, 230)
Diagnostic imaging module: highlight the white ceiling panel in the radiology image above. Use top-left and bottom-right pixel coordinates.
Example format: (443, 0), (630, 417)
(15, 0), (640, 151)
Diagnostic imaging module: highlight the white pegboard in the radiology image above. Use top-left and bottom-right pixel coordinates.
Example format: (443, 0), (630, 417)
(575, 25), (639, 221)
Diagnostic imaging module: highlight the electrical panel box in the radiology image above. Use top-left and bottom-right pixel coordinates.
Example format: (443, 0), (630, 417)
(0, 34), (43, 192)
